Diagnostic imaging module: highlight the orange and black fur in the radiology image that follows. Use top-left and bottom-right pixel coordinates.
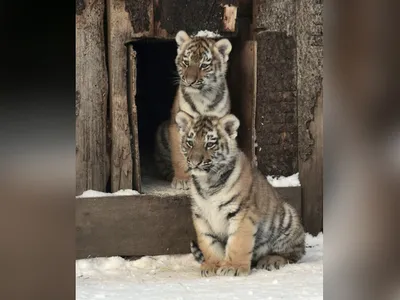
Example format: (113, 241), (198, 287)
(175, 112), (305, 277)
(154, 31), (232, 189)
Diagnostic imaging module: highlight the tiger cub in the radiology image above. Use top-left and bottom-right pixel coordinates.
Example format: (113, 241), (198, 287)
(154, 30), (232, 190)
(175, 111), (306, 277)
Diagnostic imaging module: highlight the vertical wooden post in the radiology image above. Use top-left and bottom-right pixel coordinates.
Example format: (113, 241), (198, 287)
(127, 45), (142, 193)
(106, 0), (153, 192)
(253, 0), (298, 177)
(154, 0), (239, 38)
(76, 0), (108, 195)
(240, 41), (257, 166)
(228, 41), (257, 166)
(296, 0), (323, 234)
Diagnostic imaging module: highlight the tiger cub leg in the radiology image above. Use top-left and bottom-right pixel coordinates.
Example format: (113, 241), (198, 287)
(217, 214), (258, 277)
(193, 214), (225, 277)
(168, 122), (190, 190)
(256, 232), (305, 271)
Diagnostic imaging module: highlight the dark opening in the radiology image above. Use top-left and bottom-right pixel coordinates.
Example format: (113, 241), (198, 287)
(130, 39), (182, 195)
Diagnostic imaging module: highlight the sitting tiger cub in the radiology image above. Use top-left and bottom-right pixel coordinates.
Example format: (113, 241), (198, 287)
(155, 30), (232, 190)
(175, 111), (306, 277)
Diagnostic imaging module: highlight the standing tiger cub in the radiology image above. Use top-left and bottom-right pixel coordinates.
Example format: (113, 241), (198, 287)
(155, 30), (232, 190)
(175, 111), (305, 277)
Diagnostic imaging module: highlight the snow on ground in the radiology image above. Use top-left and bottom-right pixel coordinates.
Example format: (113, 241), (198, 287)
(76, 233), (322, 300)
(76, 189), (140, 198)
(76, 173), (300, 199)
(267, 173), (301, 187)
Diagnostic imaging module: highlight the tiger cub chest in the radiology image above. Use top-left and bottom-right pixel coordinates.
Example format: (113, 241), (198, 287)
(194, 194), (230, 238)
(178, 88), (229, 118)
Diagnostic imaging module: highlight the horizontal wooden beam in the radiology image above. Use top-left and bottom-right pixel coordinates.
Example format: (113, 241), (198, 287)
(76, 187), (301, 258)
(154, 0), (239, 38)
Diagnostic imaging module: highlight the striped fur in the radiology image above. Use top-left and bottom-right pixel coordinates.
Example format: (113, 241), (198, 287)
(176, 112), (306, 277)
(154, 120), (174, 181)
(190, 240), (205, 264)
(154, 30), (232, 190)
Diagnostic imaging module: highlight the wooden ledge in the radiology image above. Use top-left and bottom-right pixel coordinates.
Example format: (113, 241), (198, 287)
(76, 187), (301, 259)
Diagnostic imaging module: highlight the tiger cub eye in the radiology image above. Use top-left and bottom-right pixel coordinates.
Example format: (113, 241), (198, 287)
(206, 142), (216, 149)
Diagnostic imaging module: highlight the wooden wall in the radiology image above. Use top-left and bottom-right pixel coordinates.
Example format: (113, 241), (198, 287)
(253, 0), (298, 177)
(76, 0), (241, 195)
(253, 0), (323, 234)
(75, 0), (323, 238)
(296, 0), (323, 235)
(76, 0), (109, 195)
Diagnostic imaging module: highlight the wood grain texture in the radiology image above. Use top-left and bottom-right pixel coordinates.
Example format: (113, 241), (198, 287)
(253, 0), (296, 35)
(76, 194), (195, 258)
(154, 0), (239, 38)
(127, 45), (142, 192)
(299, 92), (323, 234)
(76, 0), (108, 195)
(223, 4), (238, 32)
(296, 0), (323, 235)
(228, 40), (257, 166)
(254, 31), (298, 177)
(76, 187), (301, 258)
(107, 0), (153, 191)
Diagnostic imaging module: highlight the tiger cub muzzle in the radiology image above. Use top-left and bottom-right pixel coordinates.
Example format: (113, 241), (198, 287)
(186, 152), (213, 172)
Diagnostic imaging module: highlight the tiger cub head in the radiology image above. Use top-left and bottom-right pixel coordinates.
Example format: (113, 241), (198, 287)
(175, 30), (232, 92)
(175, 111), (240, 174)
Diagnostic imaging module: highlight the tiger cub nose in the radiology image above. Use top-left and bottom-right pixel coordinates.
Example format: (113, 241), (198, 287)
(189, 155), (203, 167)
(185, 76), (196, 85)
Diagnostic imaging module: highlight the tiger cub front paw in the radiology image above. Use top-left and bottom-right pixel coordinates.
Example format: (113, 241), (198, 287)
(171, 176), (190, 190)
(216, 262), (251, 277)
(200, 262), (220, 277)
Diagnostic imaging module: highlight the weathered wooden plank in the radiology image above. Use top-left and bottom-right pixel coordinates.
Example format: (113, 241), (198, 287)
(299, 91), (323, 235)
(124, 0), (154, 35)
(223, 4), (238, 32)
(107, 0), (133, 191)
(296, 0), (323, 235)
(253, 0), (298, 179)
(154, 0), (239, 38)
(255, 31), (298, 177)
(107, 0), (153, 192)
(76, 0), (108, 195)
(228, 40), (257, 166)
(76, 194), (195, 258)
(253, 0), (296, 35)
(127, 45), (142, 192)
(76, 187), (301, 258)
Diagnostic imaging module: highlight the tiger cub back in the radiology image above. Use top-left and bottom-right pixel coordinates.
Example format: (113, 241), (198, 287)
(175, 112), (305, 277)
(154, 30), (233, 189)
(154, 120), (173, 181)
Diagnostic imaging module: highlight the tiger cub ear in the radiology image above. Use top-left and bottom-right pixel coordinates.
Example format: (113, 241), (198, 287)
(220, 114), (240, 139)
(214, 39), (232, 62)
(175, 111), (193, 134)
(175, 30), (190, 47)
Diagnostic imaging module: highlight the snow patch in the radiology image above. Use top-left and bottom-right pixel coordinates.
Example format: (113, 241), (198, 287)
(76, 189), (140, 198)
(267, 172), (301, 187)
(76, 233), (322, 300)
(194, 30), (221, 38)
